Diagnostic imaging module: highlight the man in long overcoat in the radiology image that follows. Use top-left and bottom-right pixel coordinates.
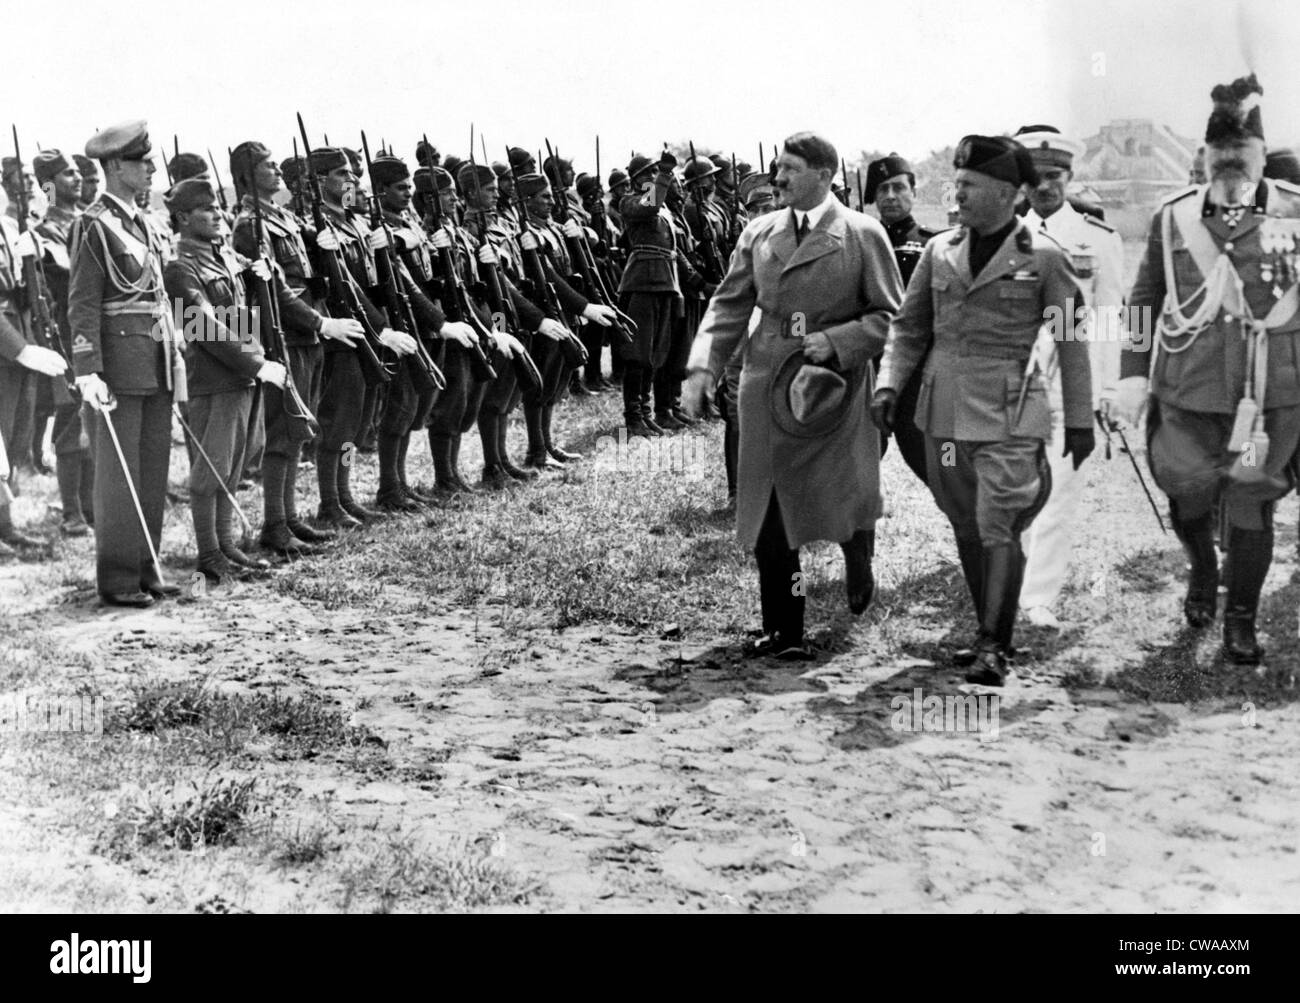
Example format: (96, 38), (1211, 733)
(684, 132), (903, 659)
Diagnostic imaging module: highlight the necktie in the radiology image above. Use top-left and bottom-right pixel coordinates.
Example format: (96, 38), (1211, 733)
(795, 211), (810, 246)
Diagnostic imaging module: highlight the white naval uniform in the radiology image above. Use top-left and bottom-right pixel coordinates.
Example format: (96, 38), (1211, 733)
(1019, 201), (1125, 614)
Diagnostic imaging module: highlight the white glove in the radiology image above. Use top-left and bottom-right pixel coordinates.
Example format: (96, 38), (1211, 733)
(477, 243), (499, 265)
(315, 228), (341, 252)
(249, 258), (272, 282)
(519, 230), (539, 251)
(256, 361), (287, 388)
(490, 330), (516, 357)
(15, 344), (68, 376)
(429, 227), (452, 250)
(378, 328), (417, 356)
(502, 332), (526, 357)
(537, 318), (569, 342)
(581, 303), (615, 327)
(75, 373), (115, 412)
(367, 228), (390, 251)
(561, 218), (582, 239)
(1114, 376), (1150, 428)
(320, 316), (363, 346)
(14, 230), (38, 259)
(440, 320), (477, 348)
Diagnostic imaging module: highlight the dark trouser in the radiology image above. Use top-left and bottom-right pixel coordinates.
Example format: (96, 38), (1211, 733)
(720, 365), (741, 498)
(926, 436), (1051, 547)
(316, 348), (369, 508)
(262, 342), (322, 527)
(618, 291), (674, 369)
(754, 490), (804, 643)
(1148, 399), (1300, 531)
(653, 299), (701, 416)
(241, 384), (265, 481)
(86, 392), (173, 594)
(428, 344), (488, 435)
(582, 326), (605, 385)
(187, 389), (252, 556)
(53, 400), (93, 525)
(888, 366), (929, 486)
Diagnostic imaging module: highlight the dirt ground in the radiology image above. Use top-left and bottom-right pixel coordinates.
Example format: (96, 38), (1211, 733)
(2, 389), (1298, 913)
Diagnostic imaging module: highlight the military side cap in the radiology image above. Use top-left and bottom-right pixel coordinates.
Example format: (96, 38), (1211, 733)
(1207, 73), (1265, 145)
(491, 161), (511, 179)
(371, 154), (411, 188)
(1013, 126), (1084, 169)
(953, 135), (1037, 188)
(2, 157), (22, 184)
(170, 152), (209, 182)
(280, 156), (305, 187)
(229, 141), (272, 191)
(456, 162), (496, 191)
(865, 154), (915, 204)
(413, 167), (433, 194)
(85, 120), (152, 161)
(423, 166), (454, 192)
(684, 156), (719, 184)
(310, 147), (348, 175)
(33, 150), (71, 185)
(164, 178), (217, 213)
(608, 168), (629, 188)
(543, 155), (572, 186)
(576, 175), (602, 200)
(627, 154), (655, 181)
(515, 172), (550, 199)
(73, 154), (99, 178)
(508, 147), (535, 172)
(1265, 148), (1300, 184)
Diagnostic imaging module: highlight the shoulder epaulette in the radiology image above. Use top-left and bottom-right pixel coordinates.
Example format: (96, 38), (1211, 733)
(1273, 178), (1300, 198)
(82, 201), (108, 221)
(917, 225), (942, 240)
(1029, 226), (1067, 254)
(1083, 214), (1118, 234)
(1159, 184), (1199, 207)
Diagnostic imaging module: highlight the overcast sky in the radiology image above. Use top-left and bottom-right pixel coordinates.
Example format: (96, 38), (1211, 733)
(9, 0), (1299, 181)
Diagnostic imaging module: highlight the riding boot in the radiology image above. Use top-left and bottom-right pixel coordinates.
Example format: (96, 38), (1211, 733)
(1170, 502), (1220, 628)
(1222, 525), (1273, 665)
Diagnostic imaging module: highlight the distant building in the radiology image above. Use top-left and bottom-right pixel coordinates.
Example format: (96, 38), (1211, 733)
(1075, 119), (1198, 207)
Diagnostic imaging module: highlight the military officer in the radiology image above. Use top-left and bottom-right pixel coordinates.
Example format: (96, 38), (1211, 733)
(872, 134), (1094, 685)
(68, 120), (184, 607)
(1114, 75), (1300, 666)
(33, 149), (95, 536)
(864, 153), (939, 487)
(1013, 126), (1125, 630)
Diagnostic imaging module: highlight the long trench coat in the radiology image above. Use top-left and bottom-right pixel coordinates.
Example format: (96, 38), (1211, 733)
(688, 198), (903, 548)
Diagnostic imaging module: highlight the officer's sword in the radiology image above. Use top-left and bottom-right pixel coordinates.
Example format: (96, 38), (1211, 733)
(99, 405), (170, 588)
(1095, 409), (1167, 535)
(171, 405), (254, 538)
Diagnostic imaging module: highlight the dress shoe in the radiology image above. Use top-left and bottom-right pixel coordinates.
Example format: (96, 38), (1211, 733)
(596, 377), (616, 392)
(547, 444), (582, 463)
(143, 582), (183, 600)
(625, 417), (659, 438)
(642, 416), (667, 436)
(286, 519), (336, 544)
(1, 527), (49, 550)
(746, 632), (814, 661)
(221, 544), (273, 573)
(654, 410), (685, 431)
(671, 407), (699, 427)
(61, 515), (91, 538)
(524, 450), (564, 471)
(100, 591), (154, 609)
(842, 530), (875, 615)
(499, 457), (538, 482)
(964, 646), (1010, 686)
(375, 490), (422, 513)
(197, 552), (238, 586)
(262, 523), (317, 558)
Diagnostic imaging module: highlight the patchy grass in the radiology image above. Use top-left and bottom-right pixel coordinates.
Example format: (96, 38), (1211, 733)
(96, 774), (267, 859)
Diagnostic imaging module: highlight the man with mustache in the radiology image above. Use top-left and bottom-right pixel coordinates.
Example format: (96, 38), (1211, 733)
(1115, 74), (1300, 666)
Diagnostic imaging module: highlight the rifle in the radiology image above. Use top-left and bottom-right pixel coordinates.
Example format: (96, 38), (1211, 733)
(295, 112), (391, 384)
(360, 130), (445, 394)
(9, 125), (74, 396)
(417, 133), (497, 382)
(840, 158), (852, 208)
(290, 137), (306, 218)
(729, 152), (741, 236)
(544, 138), (635, 345)
(688, 140), (725, 284)
(464, 137), (542, 396)
(504, 144), (588, 368)
(208, 148), (229, 212)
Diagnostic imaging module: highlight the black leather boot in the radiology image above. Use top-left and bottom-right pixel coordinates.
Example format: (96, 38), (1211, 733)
(952, 535), (985, 666)
(842, 529), (875, 615)
(497, 419), (537, 481)
(964, 542), (1023, 686)
(1222, 526), (1272, 665)
(1170, 503), (1219, 628)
